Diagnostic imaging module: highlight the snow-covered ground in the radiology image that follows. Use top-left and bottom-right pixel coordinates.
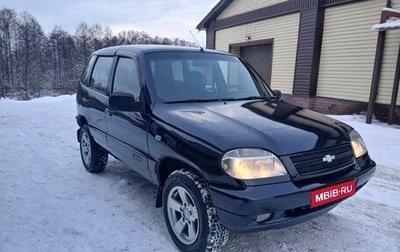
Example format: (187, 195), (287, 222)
(0, 95), (399, 252)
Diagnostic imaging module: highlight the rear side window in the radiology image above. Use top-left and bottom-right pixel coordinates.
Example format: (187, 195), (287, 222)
(80, 55), (97, 86)
(112, 57), (141, 101)
(90, 56), (114, 93)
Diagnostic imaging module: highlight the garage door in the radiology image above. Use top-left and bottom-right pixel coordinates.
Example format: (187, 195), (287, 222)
(240, 44), (273, 84)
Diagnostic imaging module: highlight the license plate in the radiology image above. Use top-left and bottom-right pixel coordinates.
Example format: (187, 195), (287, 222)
(311, 180), (356, 208)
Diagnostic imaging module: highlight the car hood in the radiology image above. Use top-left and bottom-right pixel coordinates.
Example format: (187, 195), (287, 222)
(153, 100), (351, 156)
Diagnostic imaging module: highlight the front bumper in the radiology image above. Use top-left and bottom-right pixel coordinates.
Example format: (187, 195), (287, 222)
(209, 159), (376, 232)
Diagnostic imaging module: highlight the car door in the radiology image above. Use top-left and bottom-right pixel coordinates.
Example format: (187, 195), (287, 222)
(105, 53), (152, 181)
(79, 55), (114, 147)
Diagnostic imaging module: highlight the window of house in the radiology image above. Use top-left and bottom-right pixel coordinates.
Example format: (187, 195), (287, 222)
(90, 56), (113, 93)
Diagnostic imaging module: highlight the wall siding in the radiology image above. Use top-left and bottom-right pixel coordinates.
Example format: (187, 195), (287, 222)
(215, 13), (300, 94)
(377, 0), (400, 105)
(293, 4), (324, 96)
(218, 0), (288, 19)
(317, 0), (385, 102)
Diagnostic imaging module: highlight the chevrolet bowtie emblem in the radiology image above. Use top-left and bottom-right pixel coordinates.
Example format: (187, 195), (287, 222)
(322, 154), (336, 163)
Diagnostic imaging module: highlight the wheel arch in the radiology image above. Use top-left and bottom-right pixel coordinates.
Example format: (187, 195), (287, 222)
(76, 114), (88, 128)
(76, 115), (88, 142)
(155, 156), (206, 208)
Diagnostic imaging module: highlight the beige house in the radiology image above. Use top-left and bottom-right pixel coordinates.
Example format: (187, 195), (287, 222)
(198, 0), (400, 124)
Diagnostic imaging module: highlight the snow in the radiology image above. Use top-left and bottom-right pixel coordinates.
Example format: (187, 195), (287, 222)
(0, 95), (399, 252)
(372, 18), (400, 31)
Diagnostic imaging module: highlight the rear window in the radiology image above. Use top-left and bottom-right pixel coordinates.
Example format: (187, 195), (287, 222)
(80, 56), (97, 86)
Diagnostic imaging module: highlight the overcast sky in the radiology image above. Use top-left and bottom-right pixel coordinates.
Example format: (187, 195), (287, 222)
(0, 0), (219, 46)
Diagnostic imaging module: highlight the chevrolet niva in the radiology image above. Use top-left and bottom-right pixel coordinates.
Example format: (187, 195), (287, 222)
(76, 45), (375, 252)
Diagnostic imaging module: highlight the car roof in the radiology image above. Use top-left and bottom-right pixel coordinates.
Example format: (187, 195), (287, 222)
(94, 44), (231, 56)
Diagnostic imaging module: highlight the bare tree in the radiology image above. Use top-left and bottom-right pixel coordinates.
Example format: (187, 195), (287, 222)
(0, 8), (17, 97)
(0, 8), (196, 99)
(138, 31), (152, 44)
(126, 30), (139, 44)
(90, 23), (103, 50)
(14, 11), (46, 99)
(117, 30), (127, 45)
(103, 26), (118, 47)
(48, 25), (77, 93)
(75, 22), (92, 68)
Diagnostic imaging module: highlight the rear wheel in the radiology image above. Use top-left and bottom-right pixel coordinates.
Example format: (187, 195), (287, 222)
(79, 125), (108, 173)
(163, 169), (229, 252)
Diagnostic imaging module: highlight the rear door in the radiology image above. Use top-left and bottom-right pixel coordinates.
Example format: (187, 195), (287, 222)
(105, 52), (152, 181)
(79, 55), (114, 147)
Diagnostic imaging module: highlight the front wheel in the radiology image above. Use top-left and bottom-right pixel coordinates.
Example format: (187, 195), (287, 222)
(79, 125), (108, 173)
(163, 169), (229, 252)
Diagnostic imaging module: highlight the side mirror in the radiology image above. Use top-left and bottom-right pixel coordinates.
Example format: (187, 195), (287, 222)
(108, 93), (138, 111)
(273, 89), (282, 99)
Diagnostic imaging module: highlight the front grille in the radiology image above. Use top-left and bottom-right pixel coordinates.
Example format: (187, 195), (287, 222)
(290, 144), (354, 176)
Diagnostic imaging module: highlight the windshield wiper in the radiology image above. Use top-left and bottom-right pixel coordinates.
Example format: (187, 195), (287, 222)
(229, 96), (271, 101)
(165, 96), (273, 104)
(165, 98), (221, 104)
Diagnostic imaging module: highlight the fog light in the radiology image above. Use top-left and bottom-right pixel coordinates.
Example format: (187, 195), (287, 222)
(256, 213), (272, 223)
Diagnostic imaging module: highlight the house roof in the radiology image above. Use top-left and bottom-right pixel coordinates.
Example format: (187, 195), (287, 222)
(372, 7), (400, 31)
(196, 0), (233, 30)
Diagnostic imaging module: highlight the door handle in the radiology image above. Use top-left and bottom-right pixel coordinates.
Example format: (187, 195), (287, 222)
(105, 108), (115, 116)
(82, 97), (90, 104)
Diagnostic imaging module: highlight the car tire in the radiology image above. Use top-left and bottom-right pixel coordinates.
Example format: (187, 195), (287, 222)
(79, 125), (108, 173)
(163, 169), (229, 252)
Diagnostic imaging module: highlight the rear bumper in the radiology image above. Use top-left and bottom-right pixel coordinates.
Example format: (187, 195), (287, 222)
(209, 161), (376, 232)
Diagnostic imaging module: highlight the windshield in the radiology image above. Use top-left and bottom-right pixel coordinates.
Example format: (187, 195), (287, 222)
(147, 51), (275, 103)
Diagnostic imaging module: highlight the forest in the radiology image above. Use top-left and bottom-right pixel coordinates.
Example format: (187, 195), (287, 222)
(0, 8), (195, 99)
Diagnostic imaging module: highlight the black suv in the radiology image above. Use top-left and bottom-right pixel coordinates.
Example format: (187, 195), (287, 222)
(76, 45), (376, 252)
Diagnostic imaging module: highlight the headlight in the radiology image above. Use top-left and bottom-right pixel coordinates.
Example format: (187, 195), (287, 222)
(221, 149), (287, 180)
(350, 130), (368, 158)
